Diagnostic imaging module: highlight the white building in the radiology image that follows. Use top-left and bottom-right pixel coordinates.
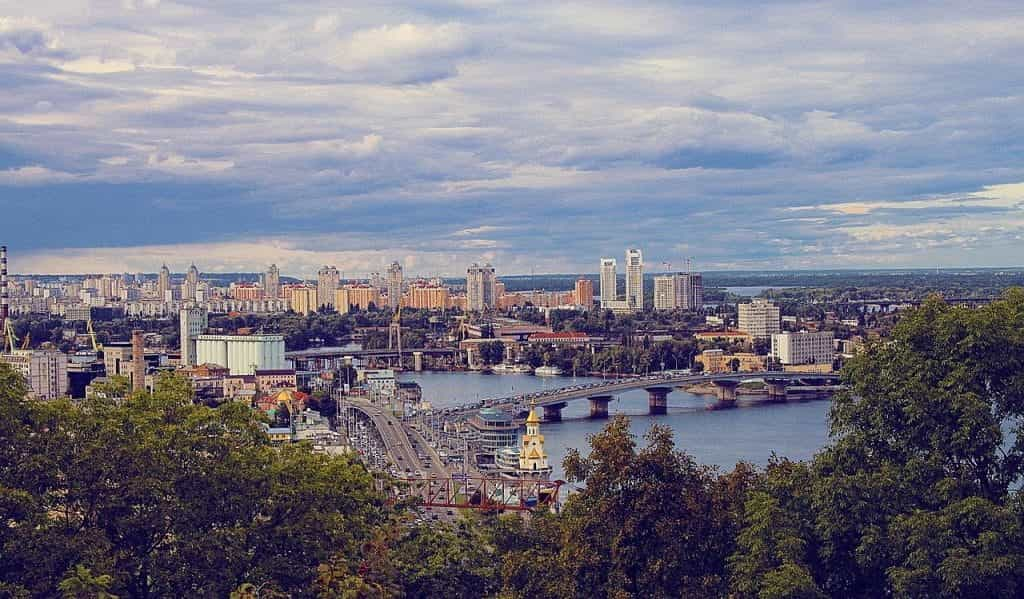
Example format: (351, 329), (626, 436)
(466, 263), (496, 312)
(599, 258), (617, 304)
(0, 350), (68, 400)
(179, 303), (208, 366)
(771, 331), (835, 366)
(363, 368), (397, 407)
(737, 298), (781, 340)
(194, 334), (285, 375)
(625, 248), (643, 311)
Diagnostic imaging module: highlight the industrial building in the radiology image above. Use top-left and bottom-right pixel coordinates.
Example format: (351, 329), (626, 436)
(194, 334), (286, 375)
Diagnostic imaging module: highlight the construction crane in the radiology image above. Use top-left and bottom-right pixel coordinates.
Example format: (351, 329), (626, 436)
(87, 318), (103, 354)
(20, 332), (29, 350)
(2, 318), (17, 354)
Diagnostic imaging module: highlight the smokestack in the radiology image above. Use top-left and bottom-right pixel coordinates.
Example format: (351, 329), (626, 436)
(1, 246), (8, 334)
(132, 329), (146, 394)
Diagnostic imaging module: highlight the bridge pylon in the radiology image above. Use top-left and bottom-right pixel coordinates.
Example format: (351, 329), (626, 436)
(645, 387), (671, 415)
(588, 395), (613, 419)
(542, 402), (567, 421)
(711, 380), (741, 405)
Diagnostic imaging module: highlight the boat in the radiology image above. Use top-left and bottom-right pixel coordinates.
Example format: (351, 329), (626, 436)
(493, 363), (535, 374)
(534, 365), (563, 376)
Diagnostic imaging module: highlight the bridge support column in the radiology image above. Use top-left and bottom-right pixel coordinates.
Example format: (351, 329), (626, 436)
(413, 351), (423, 372)
(542, 402), (566, 422)
(646, 387), (671, 415)
(712, 380), (740, 406)
(764, 379), (788, 401)
(588, 395), (613, 419)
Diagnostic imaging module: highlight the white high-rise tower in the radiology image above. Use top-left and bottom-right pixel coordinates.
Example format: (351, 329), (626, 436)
(387, 261), (403, 311)
(599, 258), (617, 303)
(625, 248), (643, 311)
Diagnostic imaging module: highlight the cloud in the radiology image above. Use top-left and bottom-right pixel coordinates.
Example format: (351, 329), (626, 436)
(0, 165), (79, 185)
(0, 1), (1023, 272)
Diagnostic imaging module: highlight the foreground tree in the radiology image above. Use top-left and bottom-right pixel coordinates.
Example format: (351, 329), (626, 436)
(731, 290), (1024, 597)
(0, 370), (390, 598)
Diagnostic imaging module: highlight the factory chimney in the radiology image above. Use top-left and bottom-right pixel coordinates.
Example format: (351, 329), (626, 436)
(132, 329), (146, 394)
(1, 246), (8, 337)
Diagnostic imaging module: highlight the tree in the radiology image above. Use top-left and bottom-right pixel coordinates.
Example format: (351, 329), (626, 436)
(0, 369), (390, 597)
(478, 341), (506, 366)
(542, 417), (753, 598)
(58, 565), (118, 599)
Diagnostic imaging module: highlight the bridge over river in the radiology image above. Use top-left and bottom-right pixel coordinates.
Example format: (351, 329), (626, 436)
(450, 372), (843, 420)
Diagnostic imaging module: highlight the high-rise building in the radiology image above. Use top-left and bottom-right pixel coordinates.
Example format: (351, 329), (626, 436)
(681, 273), (703, 311)
(264, 264), (281, 298)
(179, 303), (208, 366)
(387, 261), (403, 310)
(625, 248), (643, 311)
(652, 272), (704, 311)
(341, 285), (381, 311)
(317, 266), (340, 309)
(157, 264), (171, 300)
(574, 278), (594, 309)
(599, 258), (617, 304)
(0, 350), (68, 400)
(653, 275), (676, 311)
(131, 329), (146, 394)
(290, 286), (317, 316)
(466, 263), (496, 312)
(737, 298), (781, 340)
(406, 283), (449, 310)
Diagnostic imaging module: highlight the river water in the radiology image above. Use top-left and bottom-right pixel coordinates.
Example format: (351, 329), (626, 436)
(399, 371), (832, 481)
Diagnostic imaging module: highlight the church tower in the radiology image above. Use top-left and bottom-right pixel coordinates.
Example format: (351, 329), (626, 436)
(518, 401), (552, 480)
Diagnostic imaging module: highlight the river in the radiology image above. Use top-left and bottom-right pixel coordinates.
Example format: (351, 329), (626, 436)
(399, 371), (832, 481)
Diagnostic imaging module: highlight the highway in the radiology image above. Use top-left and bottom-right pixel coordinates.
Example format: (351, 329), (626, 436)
(348, 398), (448, 478)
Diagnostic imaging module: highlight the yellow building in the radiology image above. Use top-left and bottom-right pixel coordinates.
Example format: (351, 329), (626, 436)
(518, 402), (552, 479)
(342, 285), (381, 311)
(405, 284), (449, 310)
(289, 286), (317, 316)
(696, 349), (766, 374)
(694, 330), (753, 345)
(333, 288), (351, 315)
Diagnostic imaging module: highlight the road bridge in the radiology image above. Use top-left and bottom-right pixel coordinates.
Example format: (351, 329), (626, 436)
(287, 346), (457, 370)
(347, 399), (447, 477)
(454, 372), (843, 419)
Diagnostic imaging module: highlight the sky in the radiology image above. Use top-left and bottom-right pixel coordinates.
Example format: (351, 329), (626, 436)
(1, 1), (1023, 277)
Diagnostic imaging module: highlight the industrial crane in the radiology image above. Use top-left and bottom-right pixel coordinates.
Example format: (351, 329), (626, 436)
(87, 318), (103, 354)
(2, 318), (16, 354)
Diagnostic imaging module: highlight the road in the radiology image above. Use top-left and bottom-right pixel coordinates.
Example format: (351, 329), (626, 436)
(348, 398), (448, 478)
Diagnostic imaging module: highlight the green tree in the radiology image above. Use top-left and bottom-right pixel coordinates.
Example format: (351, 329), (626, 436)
(58, 565), (118, 599)
(478, 341), (506, 365)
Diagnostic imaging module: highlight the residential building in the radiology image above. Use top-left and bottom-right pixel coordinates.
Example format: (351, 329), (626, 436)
(263, 264), (281, 298)
(317, 266), (340, 309)
(290, 285), (317, 316)
(194, 334), (286, 375)
(255, 368), (297, 392)
(230, 283), (262, 301)
(406, 282), (449, 310)
(341, 284), (381, 311)
(179, 303), (208, 367)
(625, 248), (643, 311)
(653, 272), (705, 311)
(0, 350), (68, 399)
(574, 278), (594, 309)
(157, 264), (171, 300)
(466, 263), (496, 312)
(387, 261), (403, 310)
(737, 298), (781, 340)
(771, 331), (835, 366)
(599, 258), (617, 304)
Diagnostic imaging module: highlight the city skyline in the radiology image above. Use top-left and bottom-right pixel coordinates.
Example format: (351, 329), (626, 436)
(2, 2), (1024, 274)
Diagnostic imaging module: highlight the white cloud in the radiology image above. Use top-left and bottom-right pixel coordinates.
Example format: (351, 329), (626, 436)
(0, 165), (78, 185)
